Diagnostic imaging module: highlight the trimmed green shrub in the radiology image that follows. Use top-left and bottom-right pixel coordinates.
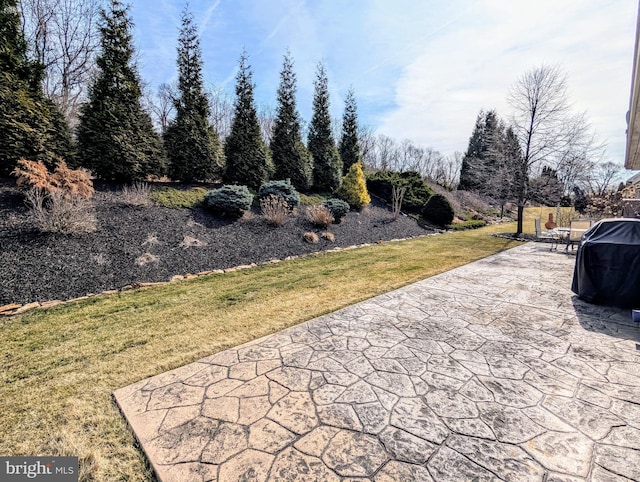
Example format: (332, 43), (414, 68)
(367, 170), (434, 212)
(205, 185), (253, 217)
(258, 179), (300, 210)
(322, 198), (350, 223)
(450, 219), (487, 231)
(335, 163), (370, 210)
(423, 193), (455, 227)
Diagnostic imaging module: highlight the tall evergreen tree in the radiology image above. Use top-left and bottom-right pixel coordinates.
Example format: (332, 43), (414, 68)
(0, 0), (72, 176)
(458, 110), (502, 191)
(164, 7), (223, 182)
(458, 113), (484, 190)
(0, 0), (37, 85)
(270, 51), (312, 190)
(308, 62), (342, 191)
(339, 87), (361, 175)
(487, 124), (520, 216)
(76, 0), (164, 182)
(224, 51), (272, 191)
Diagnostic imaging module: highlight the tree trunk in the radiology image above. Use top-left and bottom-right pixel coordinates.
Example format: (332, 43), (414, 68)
(516, 204), (524, 234)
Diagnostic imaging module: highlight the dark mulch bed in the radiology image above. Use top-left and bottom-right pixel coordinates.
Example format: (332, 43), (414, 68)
(0, 179), (433, 305)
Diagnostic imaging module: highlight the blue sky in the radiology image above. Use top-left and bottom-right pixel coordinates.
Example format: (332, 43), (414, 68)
(130, 0), (637, 165)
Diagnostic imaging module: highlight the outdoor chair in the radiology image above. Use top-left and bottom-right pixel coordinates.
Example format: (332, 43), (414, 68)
(534, 218), (559, 250)
(566, 219), (594, 251)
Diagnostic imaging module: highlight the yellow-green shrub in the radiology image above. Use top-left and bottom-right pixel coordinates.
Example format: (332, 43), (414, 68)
(150, 187), (208, 209)
(335, 162), (370, 210)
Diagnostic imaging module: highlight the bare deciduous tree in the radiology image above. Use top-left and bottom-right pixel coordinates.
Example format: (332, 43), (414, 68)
(207, 84), (234, 140)
(20, 0), (101, 126)
(257, 104), (276, 145)
(358, 124), (376, 168)
(373, 134), (399, 171)
(142, 82), (176, 135)
(508, 64), (571, 233)
(586, 161), (623, 197)
(552, 113), (606, 195)
(433, 151), (463, 190)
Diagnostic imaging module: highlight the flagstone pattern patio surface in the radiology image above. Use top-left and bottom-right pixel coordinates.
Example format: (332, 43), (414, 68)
(114, 242), (640, 481)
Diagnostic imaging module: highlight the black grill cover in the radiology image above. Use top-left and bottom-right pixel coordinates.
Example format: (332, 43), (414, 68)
(571, 218), (640, 308)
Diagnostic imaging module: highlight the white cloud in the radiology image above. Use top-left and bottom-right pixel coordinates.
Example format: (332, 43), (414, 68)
(376, 0), (637, 162)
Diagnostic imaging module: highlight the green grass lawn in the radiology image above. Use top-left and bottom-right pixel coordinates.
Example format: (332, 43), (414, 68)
(0, 223), (522, 480)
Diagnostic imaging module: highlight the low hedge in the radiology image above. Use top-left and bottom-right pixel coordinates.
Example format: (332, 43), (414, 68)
(449, 219), (488, 231)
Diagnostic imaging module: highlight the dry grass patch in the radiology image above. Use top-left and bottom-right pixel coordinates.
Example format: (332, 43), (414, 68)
(25, 188), (97, 234)
(306, 204), (334, 228)
(135, 253), (159, 266)
(90, 253), (107, 266)
(179, 235), (207, 248)
(303, 231), (319, 243)
(321, 231), (335, 242)
(121, 183), (152, 207)
(261, 195), (290, 226)
(0, 223), (521, 480)
(141, 232), (160, 247)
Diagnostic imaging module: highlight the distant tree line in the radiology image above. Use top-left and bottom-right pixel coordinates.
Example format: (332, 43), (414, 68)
(1, 0), (373, 194)
(2, 0), (620, 225)
(3, 0), (461, 193)
(457, 65), (620, 233)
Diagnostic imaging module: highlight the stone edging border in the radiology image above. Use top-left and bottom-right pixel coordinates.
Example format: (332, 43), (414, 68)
(0, 233), (442, 318)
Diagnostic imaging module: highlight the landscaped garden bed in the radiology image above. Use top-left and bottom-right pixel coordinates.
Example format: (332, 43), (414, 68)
(0, 178), (433, 306)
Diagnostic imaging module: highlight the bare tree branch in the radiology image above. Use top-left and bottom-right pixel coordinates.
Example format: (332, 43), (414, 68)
(508, 65), (572, 233)
(206, 83), (234, 140)
(20, 0), (101, 126)
(586, 161), (623, 197)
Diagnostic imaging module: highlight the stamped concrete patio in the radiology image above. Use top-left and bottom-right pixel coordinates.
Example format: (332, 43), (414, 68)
(114, 242), (640, 481)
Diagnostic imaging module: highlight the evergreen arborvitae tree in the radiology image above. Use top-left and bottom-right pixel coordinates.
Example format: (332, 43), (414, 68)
(76, 0), (164, 182)
(270, 51), (312, 190)
(0, 0), (72, 176)
(458, 109), (502, 192)
(339, 88), (361, 175)
(308, 62), (342, 192)
(164, 8), (223, 182)
(458, 113), (484, 191)
(224, 51), (272, 191)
